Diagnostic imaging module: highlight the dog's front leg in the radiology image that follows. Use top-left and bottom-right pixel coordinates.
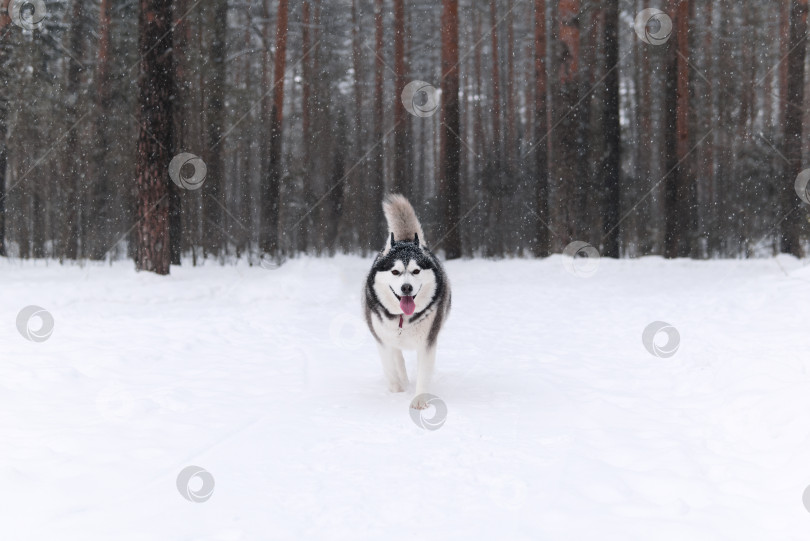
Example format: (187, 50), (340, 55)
(378, 344), (406, 393)
(412, 345), (436, 409)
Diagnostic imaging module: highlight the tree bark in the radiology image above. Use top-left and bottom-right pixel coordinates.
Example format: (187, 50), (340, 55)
(87, 0), (114, 261)
(505, 0), (516, 167)
(573, 1), (594, 240)
(440, 0), (461, 259)
(61, 0), (87, 260)
(203, 0), (227, 257)
(556, 0), (580, 244)
(169, 0), (189, 265)
(371, 0), (385, 237)
(302, 0), (312, 164)
(261, 0), (288, 255)
(300, 0), (313, 253)
(664, 0), (694, 258)
(392, 0), (409, 196)
(533, 0), (549, 257)
(0, 2), (9, 257)
(781, 0), (808, 256)
(602, 0), (621, 257)
(489, 0), (502, 153)
(135, 0), (175, 274)
(349, 0), (366, 253)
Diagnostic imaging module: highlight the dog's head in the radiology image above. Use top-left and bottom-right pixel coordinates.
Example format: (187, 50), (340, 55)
(371, 233), (438, 316)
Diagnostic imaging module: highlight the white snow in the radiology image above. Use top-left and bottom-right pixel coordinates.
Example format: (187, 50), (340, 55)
(3, 254), (810, 540)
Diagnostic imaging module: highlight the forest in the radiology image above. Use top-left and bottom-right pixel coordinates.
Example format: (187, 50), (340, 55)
(6, 2), (810, 535)
(0, 0), (809, 274)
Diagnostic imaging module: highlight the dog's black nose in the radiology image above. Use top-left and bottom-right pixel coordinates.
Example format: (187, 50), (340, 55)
(401, 283), (413, 295)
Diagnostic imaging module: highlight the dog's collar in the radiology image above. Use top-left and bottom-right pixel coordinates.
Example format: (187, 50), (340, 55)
(399, 315), (403, 328)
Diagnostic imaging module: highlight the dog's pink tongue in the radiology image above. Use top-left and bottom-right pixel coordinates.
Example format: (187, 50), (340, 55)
(400, 296), (416, 315)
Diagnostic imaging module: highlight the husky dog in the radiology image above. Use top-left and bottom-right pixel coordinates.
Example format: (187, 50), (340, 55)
(363, 194), (451, 409)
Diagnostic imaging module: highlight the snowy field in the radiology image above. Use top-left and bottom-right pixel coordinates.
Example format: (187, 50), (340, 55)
(3, 254), (810, 540)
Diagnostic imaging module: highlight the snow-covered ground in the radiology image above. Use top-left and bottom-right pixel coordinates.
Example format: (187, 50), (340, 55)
(3, 254), (810, 540)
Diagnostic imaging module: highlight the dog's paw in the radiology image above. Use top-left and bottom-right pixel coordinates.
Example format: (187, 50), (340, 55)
(410, 396), (429, 409)
(388, 381), (406, 393)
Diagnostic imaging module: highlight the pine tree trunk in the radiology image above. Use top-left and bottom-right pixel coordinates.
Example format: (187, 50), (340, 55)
(392, 0), (408, 196)
(203, 0), (227, 257)
(780, 1), (791, 130)
(505, 0), (516, 168)
(135, 0), (175, 274)
(533, 0), (549, 257)
(170, 0), (189, 265)
(61, 0), (87, 260)
(664, 0), (694, 258)
(260, 0), (273, 253)
(371, 0), (385, 238)
(261, 0), (288, 256)
(781, 0), (808, 256)
(350, 0), (365, 253)
(556, 0), (580, 244)
(703, 0), (718, 257)
(573, 2), (593, 241)
(440, 0), (461, 259)
(0, 6), (9, 257)
(87, 0), (113, 261)
(602, 0), (621, 257)
(489, 0), (502, 154)
(302, 0), (311, 166)
(300, 0), (312, 252)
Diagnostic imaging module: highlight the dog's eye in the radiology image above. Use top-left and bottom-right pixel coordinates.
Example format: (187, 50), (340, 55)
(412, 269), (421, 275)
(392, 270), (400, 275)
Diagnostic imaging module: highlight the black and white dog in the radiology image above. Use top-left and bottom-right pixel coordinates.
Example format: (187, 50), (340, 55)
(363, 194), (451, 409)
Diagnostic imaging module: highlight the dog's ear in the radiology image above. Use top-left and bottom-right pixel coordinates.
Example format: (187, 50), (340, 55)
(413, 232), (419, 246)
(382, 232), (395, 256)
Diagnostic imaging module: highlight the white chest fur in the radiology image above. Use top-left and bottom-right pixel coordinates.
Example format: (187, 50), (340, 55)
(371, 306), (437, 350)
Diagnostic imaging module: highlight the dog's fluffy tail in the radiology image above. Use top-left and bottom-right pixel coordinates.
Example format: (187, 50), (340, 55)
(383, 194), (426, 246)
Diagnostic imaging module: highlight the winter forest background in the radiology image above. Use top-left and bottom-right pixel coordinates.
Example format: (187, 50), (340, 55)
(1, 0), (809, 275)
